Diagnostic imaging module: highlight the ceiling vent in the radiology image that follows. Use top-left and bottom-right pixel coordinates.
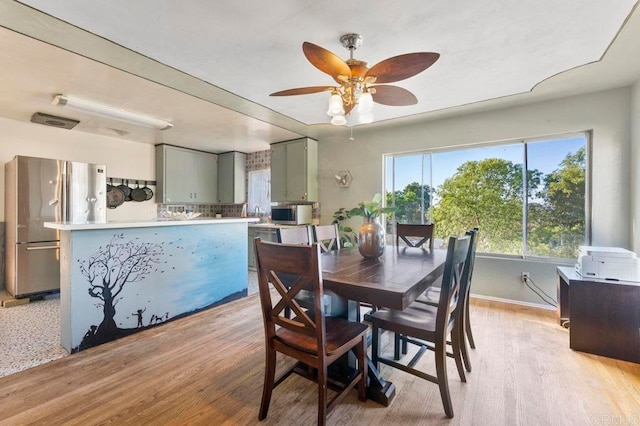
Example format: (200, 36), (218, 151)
(30, 112), (79, 130)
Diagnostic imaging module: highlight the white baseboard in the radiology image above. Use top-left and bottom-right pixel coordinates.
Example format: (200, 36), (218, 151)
(470, 293), (556, 311)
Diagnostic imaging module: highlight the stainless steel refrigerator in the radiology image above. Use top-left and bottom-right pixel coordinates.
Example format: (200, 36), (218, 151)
(5, 155), (107, 297)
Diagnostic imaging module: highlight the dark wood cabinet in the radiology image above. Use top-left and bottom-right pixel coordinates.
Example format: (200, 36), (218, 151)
(557, 267), (640, 364)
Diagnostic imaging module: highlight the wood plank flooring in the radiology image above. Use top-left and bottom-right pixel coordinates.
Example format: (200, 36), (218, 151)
(0, 295), (639, 425)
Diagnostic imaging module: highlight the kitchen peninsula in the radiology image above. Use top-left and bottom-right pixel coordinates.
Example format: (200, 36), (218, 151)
(45, 218), (258, 353)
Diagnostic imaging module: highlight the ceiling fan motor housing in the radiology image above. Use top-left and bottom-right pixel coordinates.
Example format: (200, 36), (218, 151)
(340, 33), (363, 51)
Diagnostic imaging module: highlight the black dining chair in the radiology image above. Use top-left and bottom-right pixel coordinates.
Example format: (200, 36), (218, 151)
(412, 228), (479, 372)
(371, 233), (472, 418)
(254, 238), (368, 425)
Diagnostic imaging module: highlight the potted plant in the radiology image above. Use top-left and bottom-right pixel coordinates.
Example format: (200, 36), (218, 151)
(348, 193), (395, 258)
(332, 207), (356, 248)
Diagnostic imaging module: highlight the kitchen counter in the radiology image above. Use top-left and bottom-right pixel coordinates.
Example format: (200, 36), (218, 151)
(248, 222), (307, 229)
(45, 218), (255, 353)
(45, 217), (258, 230)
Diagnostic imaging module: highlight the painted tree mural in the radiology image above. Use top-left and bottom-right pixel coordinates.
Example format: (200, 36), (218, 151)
(77, 233), (164, 347)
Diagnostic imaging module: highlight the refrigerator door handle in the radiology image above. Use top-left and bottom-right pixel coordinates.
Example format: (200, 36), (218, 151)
(26, 245), (60, 251)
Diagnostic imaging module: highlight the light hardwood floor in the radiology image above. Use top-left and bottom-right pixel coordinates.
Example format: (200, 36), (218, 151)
(0, 295), (639, 425)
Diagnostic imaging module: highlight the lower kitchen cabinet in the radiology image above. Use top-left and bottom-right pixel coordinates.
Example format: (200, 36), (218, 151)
(248, 226), (278, 269)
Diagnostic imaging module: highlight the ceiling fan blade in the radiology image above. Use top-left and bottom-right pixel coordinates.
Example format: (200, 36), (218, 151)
(371, 85), (418, 106)
(270, 86), (334, 96)
(366, 52), (440, 84)
(303, 42), (352, 83)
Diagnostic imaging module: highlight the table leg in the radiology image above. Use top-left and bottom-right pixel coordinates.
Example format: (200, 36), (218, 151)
(343, 299), (396, 406)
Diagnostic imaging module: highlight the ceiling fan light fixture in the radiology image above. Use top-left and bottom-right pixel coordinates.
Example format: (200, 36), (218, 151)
(271, 34), (439, 126)
(327, 92), (345, 116)
(331, 114), (347, 126)
(357, 91), (373, 114)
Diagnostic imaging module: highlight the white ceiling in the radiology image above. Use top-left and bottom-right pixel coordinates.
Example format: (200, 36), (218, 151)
(0, 0), (639, 152)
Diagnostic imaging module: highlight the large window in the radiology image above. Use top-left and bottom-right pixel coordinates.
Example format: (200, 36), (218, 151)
(384, 133), (588, 259)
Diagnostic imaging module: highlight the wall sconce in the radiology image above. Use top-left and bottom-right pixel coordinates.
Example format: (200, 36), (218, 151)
(334, 170), (352, 188)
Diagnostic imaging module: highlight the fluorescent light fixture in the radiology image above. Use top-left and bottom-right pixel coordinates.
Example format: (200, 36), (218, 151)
(51, 94), (173, 130)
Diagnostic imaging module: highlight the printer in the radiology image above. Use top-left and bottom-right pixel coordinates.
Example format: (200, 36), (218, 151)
(575, 246), (640, 282)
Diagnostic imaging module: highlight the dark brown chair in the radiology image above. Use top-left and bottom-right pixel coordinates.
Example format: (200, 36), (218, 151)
(396, 223), (435, 249)
(312, 224), (341, 252)
(413, 228), (478, 372)
(254, 238), (368, 425)
(371, 233), (471, 418)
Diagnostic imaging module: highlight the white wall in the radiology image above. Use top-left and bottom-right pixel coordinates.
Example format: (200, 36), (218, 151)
(0, 116), (157, 222)
(317, 87), (632, 306)
(631, 80), (640, 252)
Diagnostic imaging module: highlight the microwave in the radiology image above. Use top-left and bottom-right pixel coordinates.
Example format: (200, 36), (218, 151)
(271, 205), (313, 225)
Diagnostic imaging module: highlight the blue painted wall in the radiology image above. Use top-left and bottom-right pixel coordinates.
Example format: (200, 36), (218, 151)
(69, 223), (247, 351)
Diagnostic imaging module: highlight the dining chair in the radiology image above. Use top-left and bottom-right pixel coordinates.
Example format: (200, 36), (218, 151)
(276, 226), (340, 317)
(313, 223), (373, 321)
(412, 228), (479, 372)
(276, 226), (312, 245)
(371, 233), (471, 418)
(396, 223), (435, 249)
(312, 224), (341, 252)
(254, 238), (368, 426)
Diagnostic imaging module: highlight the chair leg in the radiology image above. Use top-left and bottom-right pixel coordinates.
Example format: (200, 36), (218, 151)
(258, 345), (276, 420)
(450, 326), (467, 383)
(393, 333), (401, 360)
(402, 335), (408, 355)
(465, 301), (476, 349)
(317, 367), (328, 426)
(357, 337), (368, 402)
(284, 306), (291, 319)
(435, 340), (454, 418)
(372, 325), (380, 370)
(459, 306), (472, 373)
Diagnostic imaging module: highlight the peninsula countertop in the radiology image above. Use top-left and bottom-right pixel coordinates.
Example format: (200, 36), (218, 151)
(44, 217), (260, 231)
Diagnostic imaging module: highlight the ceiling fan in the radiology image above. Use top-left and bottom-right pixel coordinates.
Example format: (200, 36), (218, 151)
(270, 33), (440, 125)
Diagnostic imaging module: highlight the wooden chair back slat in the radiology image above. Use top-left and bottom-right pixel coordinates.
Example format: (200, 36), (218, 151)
(396, 223), (435, 249)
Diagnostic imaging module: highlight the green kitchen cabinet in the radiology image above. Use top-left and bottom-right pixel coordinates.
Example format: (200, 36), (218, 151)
(217, 151), (246, 204)
(270, 138), (318, 202)
(156, 144), (218, 204)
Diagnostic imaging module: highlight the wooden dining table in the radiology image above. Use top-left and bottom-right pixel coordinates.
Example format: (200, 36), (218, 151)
(320, 246), (447, 406)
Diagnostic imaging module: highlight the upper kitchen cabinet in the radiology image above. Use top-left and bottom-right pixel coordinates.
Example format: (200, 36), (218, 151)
(155, 144), (218, 204)
(270, 138), (318, 202)
(217, 151), (246, 204)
